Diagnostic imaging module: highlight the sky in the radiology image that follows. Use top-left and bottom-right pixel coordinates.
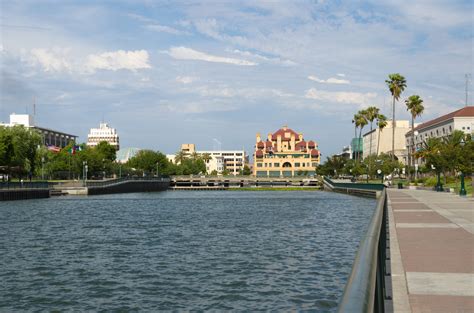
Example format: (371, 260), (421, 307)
(1, 0), (473, 158)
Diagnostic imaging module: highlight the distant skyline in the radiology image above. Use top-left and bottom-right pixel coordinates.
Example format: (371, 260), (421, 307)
(1, 0), (472, 157)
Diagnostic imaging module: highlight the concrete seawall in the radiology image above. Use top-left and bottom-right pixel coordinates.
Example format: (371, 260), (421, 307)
(0, 189), (50, 201)
(88, 180), (170, 195)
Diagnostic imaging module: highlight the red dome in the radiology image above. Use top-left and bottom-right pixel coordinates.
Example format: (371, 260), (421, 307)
(295, 140), (307, 150)
(308, 140), (316, 148)
(256, 150), (263, 158)
(257, 141), (264, 149)
(311, 149), (320, 157)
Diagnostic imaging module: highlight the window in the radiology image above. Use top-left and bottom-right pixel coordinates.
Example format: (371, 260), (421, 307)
(295, 163), (300, 167)
(468, 127), (471, 130)
(302, 163), (305, 167)
(462, 127), (466, 130)
(274, 163), (280, 167)
(257, 163), (263, 167)
(443, 128), (445, 134)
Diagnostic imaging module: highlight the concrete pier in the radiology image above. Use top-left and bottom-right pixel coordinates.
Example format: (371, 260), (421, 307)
(387, 189), (474, 313)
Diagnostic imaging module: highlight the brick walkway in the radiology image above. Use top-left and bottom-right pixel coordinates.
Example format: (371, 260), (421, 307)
(387, 189), (474, 313)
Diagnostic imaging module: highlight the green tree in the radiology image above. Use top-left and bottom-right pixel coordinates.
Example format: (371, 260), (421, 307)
(355, 110), (368, 162)
(241, 165), (251, 176)
(174, 150), (187, 164)
(405, 95), (424, 180)
(95, 141), (117, 162)
(363, 106), (380, 157)
(386, 73), (407, 160)
(376, 114), (388, 156)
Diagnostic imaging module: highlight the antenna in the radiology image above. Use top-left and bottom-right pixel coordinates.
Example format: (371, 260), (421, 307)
(465, 74), (471, 107)
(33, 96), (36, 121)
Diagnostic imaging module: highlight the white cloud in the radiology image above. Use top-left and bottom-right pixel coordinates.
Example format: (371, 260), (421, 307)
(168, 46), (257, 66)
(176, 76), (198, 84)
(145, 24), (188, 35)
(305, 88), (376, 105)
(85, 50), (151, 72)
(230, 49), (296, 66)
(25, 48), (72, 72)
(308, 75), (350, 84)
(337, 73), (346, 77)
(181, 85), (293, 99)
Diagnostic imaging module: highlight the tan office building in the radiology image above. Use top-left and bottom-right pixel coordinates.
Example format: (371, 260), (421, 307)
(362, 120), (411, 164)
(253, 126), (321, 177)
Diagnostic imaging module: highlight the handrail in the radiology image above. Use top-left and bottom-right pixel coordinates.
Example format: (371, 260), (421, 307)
(324, 176), (385, 191)
(337, 188), (390, 313)
(86, 176), (170, 188)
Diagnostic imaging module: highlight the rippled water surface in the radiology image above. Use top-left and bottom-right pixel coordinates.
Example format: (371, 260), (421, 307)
(0, 191), (375, 312)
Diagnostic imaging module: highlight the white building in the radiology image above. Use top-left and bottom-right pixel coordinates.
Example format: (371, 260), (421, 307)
(0, 113), (77, 148)
(406, 106), (474, 157)
(168, 144), (248, 175)
(362, 120), (411, 164)
(87, 122), (120, 150)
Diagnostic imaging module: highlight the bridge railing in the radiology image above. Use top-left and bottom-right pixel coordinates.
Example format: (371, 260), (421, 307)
(323, 176), (385, 191)
(85, 176), (169, 188)
(337, 188), (392, 313)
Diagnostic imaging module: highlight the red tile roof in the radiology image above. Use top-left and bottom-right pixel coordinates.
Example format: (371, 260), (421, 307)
(272, 127), (299, 141)
(413, 106), (474, 132)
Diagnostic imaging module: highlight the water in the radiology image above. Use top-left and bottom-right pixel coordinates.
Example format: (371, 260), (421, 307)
(0, 191), (375, 312)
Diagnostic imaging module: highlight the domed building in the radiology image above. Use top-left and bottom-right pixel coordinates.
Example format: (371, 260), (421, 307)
(253, 126), (321, 177)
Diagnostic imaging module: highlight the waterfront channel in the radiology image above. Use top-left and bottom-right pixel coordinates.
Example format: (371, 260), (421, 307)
(0, 190), (375, 311)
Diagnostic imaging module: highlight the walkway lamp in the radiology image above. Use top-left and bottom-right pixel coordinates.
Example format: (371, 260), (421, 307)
(459, 138), (467, 196)
(432, 164), (443, 192)
(41, 157), (45, 180)
(377, 169), (383, 184)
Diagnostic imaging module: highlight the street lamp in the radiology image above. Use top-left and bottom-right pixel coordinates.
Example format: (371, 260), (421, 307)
(459, 138), (467, 196)
(377, 169), (383, 184)
(432, 164), (443, 192)
(41, 157), (45, 180)
(83, 161), (88, 185)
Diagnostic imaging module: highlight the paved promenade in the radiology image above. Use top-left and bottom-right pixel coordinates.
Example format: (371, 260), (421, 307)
(387, 189), (474, 313)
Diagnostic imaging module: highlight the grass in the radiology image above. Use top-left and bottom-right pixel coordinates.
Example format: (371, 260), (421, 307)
(444, 177), (473, 197)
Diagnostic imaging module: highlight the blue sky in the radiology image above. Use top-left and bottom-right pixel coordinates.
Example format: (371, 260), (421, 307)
(1, 0), (472, 157)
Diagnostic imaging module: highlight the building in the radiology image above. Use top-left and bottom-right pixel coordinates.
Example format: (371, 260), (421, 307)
(0, 113), (77, 148)
(335, 145), (352, 160)
(167, 144), (248, 175)
(116, 147), (141, 163)
(87, 122), (120, 150)
(362, 120), (411, 164)
(405, 106), (474, 160)
(253, 126), (321, 177)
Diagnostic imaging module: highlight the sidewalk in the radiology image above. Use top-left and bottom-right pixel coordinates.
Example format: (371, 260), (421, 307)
(387, 189), (474, 313)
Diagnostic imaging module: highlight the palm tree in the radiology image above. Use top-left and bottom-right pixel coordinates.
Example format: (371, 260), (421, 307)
(376, 114), (388, 156)
(356, 110), (368, 162)
(364, 106), (380, 157)
(405, 95), (424, 180)
(190, 152), (200, 161)
(386, 73), (407, 160)
(201, 152), (212, 164)
(174, 150), (187, 164)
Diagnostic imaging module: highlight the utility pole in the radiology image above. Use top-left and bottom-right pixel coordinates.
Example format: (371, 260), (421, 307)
(466, 74), (471, 107)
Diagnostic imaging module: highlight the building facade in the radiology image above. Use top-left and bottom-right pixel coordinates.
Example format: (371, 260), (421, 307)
(0, 113), (77, 148)
(253, 126), (321, 177)
(87, 122), (120, 150)
(405, 106), (474, 160)
(167, 144), (247, 175)
(362, 120), (411, 164)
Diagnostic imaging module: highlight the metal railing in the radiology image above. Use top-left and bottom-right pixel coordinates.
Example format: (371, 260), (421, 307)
(338, 188), (392, 313)
(0, 181), (51, 190)
(85, 176), (170, 188)
(324, 176), (385, 191)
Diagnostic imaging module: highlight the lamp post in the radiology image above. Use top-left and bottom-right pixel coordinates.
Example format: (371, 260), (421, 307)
(156, 162), (159, 177)
(459, 138), (467, 196)
(377, 169), (383, 184)
(41, 157), (45, 180)
(432, 164), (443, 192)
(83, 161), (88, 186)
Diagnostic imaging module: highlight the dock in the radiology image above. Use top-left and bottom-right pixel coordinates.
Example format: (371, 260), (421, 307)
(387, 189), (474, 312)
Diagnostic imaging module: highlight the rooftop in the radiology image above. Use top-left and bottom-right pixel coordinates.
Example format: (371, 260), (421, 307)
(410, 106), (474, 133)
